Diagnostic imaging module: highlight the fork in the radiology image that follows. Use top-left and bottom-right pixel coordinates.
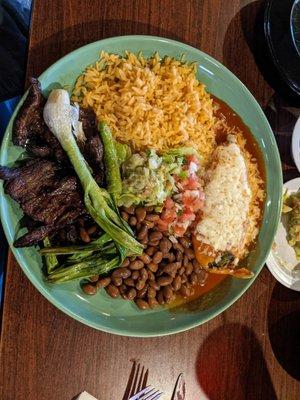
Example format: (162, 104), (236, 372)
(129, 386), (163, 400)
(123, 362), (163, 400)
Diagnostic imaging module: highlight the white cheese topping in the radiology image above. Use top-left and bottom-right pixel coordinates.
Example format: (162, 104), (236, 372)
(196, 142), (251, 252)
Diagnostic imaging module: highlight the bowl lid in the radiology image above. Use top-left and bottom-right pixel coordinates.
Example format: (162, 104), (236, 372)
(291, 0), (300, 57)
(264, 0), (300, 97)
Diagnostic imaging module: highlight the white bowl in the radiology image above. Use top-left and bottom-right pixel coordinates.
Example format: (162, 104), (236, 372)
(291, 117), (300, 172)
(266, 177), (300, 291)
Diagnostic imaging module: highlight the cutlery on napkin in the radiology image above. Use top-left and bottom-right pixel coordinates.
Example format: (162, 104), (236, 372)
(76, 391), (98, 400)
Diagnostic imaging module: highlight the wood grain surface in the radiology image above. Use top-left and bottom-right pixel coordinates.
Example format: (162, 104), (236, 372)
(1, 1), (300, 399)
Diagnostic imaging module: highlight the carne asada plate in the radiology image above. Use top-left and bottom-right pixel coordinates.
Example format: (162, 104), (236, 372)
(0, 36), (282, 336)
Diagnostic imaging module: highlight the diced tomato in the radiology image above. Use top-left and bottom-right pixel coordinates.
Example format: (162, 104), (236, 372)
(187, 198), (204, 213)
(173, 224), (186, 236)
(182, 176), (199, 190)
(182, 190), (205, 212)
(186, 154), (199, 165)
(165, 197), (175, 209)
(161, 208), (177, 223)
(178, 212), (195, 223)
(156, 218), (169, 231)
(159, 157), (204, 237)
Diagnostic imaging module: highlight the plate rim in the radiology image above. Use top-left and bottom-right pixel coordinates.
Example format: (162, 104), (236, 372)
(0, 35), (283, 336)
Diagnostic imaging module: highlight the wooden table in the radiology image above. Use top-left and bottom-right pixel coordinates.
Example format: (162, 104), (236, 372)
(1, 1), (300, 399)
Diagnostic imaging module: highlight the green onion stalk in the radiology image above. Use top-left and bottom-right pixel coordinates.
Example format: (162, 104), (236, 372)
(47, 253), (120, 283)
(43, 89), (143, 259)
(40, 233), (112, 256)
(42, 237), (59, 274)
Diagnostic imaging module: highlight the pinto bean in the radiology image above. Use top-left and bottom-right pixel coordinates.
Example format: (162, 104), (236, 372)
(157, 275), (173, 286)
(162, 262), (180, 276)
(142, 220), (155, 229)
(127, 288), (137, 300)
(136, 207), (147, 222)
(147, 262), (158, 273)
(184, 247), (195, 260)
(179, 236), (191, 248)
(140, 267), (148, 281)
(112, 276), (123, 287)
(198, 270), (208, 285)
(190, 272), (199, 286)
(131, 270), (140, 280)
(157, 291), (165, 305)
(119, 284), (127, 295)
(147, 270), (156, 281)
(137, 225), (148, 240)
(80, 227), (90, 243)
(128, 216), (137, 226)
(106, 284), (120, 298)
(82, 283), (96, 295)
(146, 214), (160, 221)
(179, 285), (190, 298)
(136, 279), (146, 291)
(148, 239), (160, 247)
(181, 273), (187, 283)
(89, 275), (99, 282)
(124, 278), (135, 287)
(176, 251), (183, 263)
(148, 297), (159, 308)
(87, 225), (97, 235)
(139, 253), (151, 264)
(96, 277), (111, 288)
(121, 258), (130, 268)
(186, 262), (194, 276)
(123, 206), (135, 214)
(112, 267), (131, 279)
(146, 246), (156, 256)
(172, 275), (181, 291)
(183, 255), (189, 267)
(159, 237), (172, 254)
(149, 281), (160, 291)
(137, 283), (149, 298)
(192, 258), (202, 272)
(120, 211), (129, 221)
(135, 299), (150, 310)
(139, 236), (149, 245)
(163, 285), (174, 299)
(173, 242), (184, 253)
(129, 260), (144, 270)
(167, 253), (176, 262)
(147, 286), (156, 299)
(152, 251), (163, 264)
(149, 231), (163, 242)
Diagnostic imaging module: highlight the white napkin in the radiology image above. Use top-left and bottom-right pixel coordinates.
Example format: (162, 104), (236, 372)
(76, 391), (98, 400)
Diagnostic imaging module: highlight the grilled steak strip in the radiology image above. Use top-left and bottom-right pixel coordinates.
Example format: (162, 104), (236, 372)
(14, 208), (86, 247)
(0, 78), (107, 247)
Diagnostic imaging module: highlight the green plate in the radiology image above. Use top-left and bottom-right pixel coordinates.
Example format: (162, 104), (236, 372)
(0, 36), (282, 337)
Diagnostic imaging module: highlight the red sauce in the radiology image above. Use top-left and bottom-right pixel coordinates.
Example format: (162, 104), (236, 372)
(174, 95), (265, 306)
(213, 95), (266, 181)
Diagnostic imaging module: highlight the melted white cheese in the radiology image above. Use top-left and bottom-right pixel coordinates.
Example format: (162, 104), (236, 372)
(196, 142), (251, 252)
